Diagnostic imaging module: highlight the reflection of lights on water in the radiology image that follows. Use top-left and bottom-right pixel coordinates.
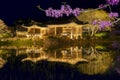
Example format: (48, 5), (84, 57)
(0, 58), (6, 69)
(21, 47), (89, 64)
(0, 46), (114, 73)
(77, 52), (113, 75)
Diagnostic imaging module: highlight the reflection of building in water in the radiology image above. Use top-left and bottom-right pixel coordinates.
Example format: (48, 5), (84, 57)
(61, 47), (82, 59)
(19, 47), (47, 63)
(20, 47), (88, 64)
(0, 58), (6, 69)
(0, 50), (7, 69)
(77, 46), (113, 75)
(47, 47), (88, 64)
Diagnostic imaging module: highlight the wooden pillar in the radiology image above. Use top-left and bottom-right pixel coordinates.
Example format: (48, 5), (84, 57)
(41, 29), (43, 38)
(55, 27), (57, 35)
(55, 51), (57, 58)
(70, 27), (73, 39)
(39, 28), (41, 35)
(80, 26), (82, 39)
(76, 26), (78, 39)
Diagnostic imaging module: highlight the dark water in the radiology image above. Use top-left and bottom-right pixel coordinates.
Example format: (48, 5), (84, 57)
(0, 41), (120, 80)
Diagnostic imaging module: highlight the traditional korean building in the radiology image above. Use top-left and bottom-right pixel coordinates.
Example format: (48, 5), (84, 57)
(16, 17), (88, 39)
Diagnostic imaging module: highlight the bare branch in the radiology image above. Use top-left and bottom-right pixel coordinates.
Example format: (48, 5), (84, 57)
(112, 18), (120, 24)
(37, 5), (45, 12)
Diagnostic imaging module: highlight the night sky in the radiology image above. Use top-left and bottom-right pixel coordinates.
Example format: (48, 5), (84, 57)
(0, 0), (120, 26)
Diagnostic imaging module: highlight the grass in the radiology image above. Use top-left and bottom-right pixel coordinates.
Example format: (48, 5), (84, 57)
(0, 33), (120, 48)
(0, 38), (44, 47)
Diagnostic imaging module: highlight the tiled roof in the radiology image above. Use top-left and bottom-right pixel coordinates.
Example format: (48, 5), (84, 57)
(32, 17), (88, 27)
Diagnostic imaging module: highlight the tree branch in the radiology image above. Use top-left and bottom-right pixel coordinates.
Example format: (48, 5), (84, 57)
(37, 5), (45, 12)
(112, 18), (120, 24)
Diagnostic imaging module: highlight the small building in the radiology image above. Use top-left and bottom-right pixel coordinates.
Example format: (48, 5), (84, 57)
(16, 17), (88, 39)
(24, 25), (48, 38)
(47, 22), (83, 39)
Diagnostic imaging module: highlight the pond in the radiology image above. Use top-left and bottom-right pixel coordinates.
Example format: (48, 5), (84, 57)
(0, 40), (120, 80)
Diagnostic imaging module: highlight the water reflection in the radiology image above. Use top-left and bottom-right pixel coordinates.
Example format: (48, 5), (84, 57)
(21, 47), (48, 63)
(0, 58), (6, 69)
(15, 46), (88, 64)
(0, 44), (119, 79)
(0, 49), (12, 69)
(78, 51), (113, 75)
